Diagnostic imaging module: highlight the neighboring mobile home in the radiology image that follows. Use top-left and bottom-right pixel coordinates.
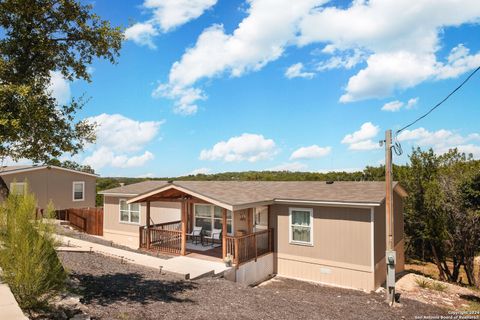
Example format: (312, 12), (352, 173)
(0, 165), (97, 210)
(99, 180), (406, 291)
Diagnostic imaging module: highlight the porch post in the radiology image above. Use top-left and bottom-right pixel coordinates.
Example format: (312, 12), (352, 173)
(247, 208), (253, 233)
(222, 208), (227, 259)
(146, 201), (151, 249)
(181, 199), (187, 256)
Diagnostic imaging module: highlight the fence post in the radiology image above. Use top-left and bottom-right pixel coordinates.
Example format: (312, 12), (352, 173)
(254, 233), (257, 262)
(234, 237), (239, 267)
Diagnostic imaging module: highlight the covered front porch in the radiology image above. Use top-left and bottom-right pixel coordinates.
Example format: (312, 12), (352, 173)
(129, 185), (273, 267)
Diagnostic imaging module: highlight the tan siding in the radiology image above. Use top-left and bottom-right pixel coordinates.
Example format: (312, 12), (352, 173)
(269, 204), (374, 291)
(233, 209), (249, 235)
(1, 168), (96, 210)
(103, 195), (180, 248)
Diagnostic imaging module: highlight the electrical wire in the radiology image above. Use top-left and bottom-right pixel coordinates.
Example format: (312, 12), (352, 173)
(391, 65), (480, 156)
(396, 65), (480, 135)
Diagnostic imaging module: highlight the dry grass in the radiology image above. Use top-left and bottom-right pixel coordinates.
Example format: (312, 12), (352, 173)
(406, 258), (480, 287)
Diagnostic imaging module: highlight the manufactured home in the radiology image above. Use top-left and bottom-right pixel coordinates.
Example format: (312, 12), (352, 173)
(99, 180), (406, 291)
(0, 165), (97, 210)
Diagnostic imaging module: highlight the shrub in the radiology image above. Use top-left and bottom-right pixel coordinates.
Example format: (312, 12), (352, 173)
(0, 192), (66, 310)
(431, 281), (448, 292)
(415, 277), (432, 289)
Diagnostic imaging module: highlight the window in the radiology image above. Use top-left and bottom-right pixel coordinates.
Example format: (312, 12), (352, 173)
(72, 181), (85, 201)
(9, 182), (27, 196)
(254, 206), (268, 231)
(119, 199), (140, 224)
(289, 208), (313, 245)
(194, 204), (233, 236)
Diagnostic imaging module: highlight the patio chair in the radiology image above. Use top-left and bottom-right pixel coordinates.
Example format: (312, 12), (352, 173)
(186, 226), (202, 245)
(204, 228), (222, 247)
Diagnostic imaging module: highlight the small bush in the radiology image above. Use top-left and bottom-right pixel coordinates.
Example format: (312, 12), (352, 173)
(431, 281), (448, 292)
(0, 192), (66, 310)
(415, 278), (432, 289)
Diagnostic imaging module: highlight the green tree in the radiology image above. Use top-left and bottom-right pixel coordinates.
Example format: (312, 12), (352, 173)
(0, 191), (67, 311)
(0, 0), (122, 163)
(46, 158), (95, 174)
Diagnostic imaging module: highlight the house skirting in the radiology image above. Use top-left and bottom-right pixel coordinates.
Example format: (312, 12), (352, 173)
(275, 253), (375, 291)
(224, 253), (274, 285)
(103, 228), (139, 249)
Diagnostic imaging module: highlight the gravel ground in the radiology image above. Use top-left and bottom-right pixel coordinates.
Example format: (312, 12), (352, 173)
(56, 225), (172, 259)
(57, 251), (450, 320)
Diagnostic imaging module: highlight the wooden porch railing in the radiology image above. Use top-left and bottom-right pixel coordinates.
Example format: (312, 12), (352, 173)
(139, 220), (182, 254)
(226, 228), (273, 267)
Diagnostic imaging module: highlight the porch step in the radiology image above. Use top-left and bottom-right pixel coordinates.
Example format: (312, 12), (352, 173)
(161, 256), (230, 280)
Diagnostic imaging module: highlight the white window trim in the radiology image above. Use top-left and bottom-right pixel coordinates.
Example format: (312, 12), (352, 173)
(9, 182), (27, 195)
(193, 203), (234, 236)
(119, 198), (141, 225)
(72, 181), (85, 201)
(289, 207), (314, 246)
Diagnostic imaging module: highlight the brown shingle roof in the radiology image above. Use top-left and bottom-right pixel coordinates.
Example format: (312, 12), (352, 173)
(101, 180), (404, 206)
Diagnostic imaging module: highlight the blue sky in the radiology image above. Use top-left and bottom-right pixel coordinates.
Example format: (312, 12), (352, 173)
(50, 0), (480, 177)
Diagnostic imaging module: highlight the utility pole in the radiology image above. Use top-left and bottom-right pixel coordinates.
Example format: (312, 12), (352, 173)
(384, 129), (396, 305)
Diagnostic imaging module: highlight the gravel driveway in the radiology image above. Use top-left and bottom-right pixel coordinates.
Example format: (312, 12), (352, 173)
(58, 251), (448, 320)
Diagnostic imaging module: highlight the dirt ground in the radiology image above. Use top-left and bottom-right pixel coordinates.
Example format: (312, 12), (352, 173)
(53, 251), (453, 320)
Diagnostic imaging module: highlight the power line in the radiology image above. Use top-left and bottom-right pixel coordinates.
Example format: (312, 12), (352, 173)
(396, 65), (480, 135)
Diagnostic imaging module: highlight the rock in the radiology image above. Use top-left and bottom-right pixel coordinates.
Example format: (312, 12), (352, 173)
(375, 287), (386, 293)
(58, 295), (81, 308)
(71, 313), (90, 320)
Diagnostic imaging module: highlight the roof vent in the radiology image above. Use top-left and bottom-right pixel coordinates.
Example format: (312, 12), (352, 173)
(119, 182), (125, 187)
(326, 181), (334, 184)
(167, 180), (174, 184)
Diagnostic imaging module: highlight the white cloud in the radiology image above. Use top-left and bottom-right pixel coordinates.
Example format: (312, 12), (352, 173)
(157, 0), (326, 113)
(152, 84), (205, 115)
(290, 145), (331, 160)
(268, 162), (308, 172)
(199, 133), (277, 162)
(298, 0), (480, 102)
(82, 114), (163, 170)
(285, 63), (315, 79)
(406, 97), (419, 109)
(316, 48), (365, 71)
(125, 0), (217, 48)
(48, 71), (71, 105)
(397, 127), (480, 158)
(381, 100), (403, 112)
(342, 122), (380, 151)
(125, 22), (159, 49)
(339, 51), (436, 102)
(83, 148), (154, 169)
(145, 0), (217, 32)
(381, 97), (418, 112)
(154, 0), (480, 111)
(436, 44), (480, 80)
(188, 167), (211, 175)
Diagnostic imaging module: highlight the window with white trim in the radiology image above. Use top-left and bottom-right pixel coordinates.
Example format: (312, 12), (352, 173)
(119, 199), (140, 224)
(10, 182), (27, 196)
(72, 181), (85, 201)
(289, 208), (313, 245)
(194, 204), (232, 236)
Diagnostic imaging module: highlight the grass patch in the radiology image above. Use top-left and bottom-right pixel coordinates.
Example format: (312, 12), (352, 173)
(415, 278), (432, 289)
(431, 282), (448, 292)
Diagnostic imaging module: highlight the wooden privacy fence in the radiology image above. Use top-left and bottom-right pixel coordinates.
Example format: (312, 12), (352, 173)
(57, 207), (104, 236)
(226, 228), (273, 267)
(139, 220), (182, 254)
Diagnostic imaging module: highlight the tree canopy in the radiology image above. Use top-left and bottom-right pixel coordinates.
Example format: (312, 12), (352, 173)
(0, 0), (122, 163)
